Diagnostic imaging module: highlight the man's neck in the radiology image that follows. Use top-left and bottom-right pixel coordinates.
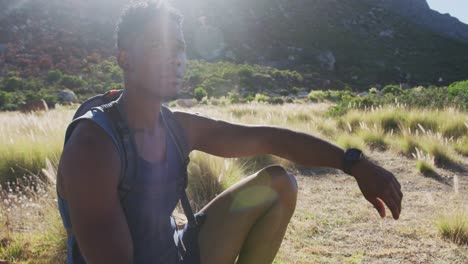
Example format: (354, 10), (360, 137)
(118, 87), (163, 134)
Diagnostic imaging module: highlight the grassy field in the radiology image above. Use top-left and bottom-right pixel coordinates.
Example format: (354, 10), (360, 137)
(0, 102), (467, 263)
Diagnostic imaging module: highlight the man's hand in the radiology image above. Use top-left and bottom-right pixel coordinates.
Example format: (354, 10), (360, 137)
(351, 159), (403, 220)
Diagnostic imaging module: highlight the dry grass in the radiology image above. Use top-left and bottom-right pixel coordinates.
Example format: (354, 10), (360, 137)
(273, 151), (467, 263)
(0, 103), (467, 263)
(0, 163), (67, 263)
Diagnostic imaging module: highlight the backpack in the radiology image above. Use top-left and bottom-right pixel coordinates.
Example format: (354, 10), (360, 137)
(69, 89), (202, 261)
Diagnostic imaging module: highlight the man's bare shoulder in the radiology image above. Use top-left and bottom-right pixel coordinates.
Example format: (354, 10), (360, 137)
(58, 120), (121, 199)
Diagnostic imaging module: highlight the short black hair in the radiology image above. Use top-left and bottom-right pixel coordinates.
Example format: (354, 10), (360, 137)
(116, 1), (183, 50)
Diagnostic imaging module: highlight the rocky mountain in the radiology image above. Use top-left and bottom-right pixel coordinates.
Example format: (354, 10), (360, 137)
(173, 0), (468, 86)
(1, 0), (468, 87)
(377, 0), (468, 43)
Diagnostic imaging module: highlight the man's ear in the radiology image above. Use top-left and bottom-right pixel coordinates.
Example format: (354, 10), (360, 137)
(118, 50), (130, 71)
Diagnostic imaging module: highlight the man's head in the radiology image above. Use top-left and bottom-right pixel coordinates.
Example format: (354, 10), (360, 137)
(116, 2), (186, 98)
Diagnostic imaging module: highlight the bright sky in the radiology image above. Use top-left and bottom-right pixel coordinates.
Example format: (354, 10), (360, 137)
(427, 0), (468, 24)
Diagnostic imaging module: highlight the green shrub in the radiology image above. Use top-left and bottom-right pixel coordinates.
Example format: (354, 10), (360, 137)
(369, 87), (378, 94)
(46, 70), (63, 84)
(200, 96), (209, 105)
(328, 90), (351, 102)
(326, 104), (348, 117)
(228, 92), (241, 104)
(193, 87), (208, 101)
(6, 71), (19, 78)
(448, 80), (468, 97)
(42, 94), (58, 107)
(291, 87), (303, 95)
(3, 76), (24, 92)
(201, 76), (231, 97)
(307, 90), (327, 102)
(110, 68), (123, 83)
(61, 75), (86, 88)
(382, 84), (403, 95)
(254, 93), (270, 103)
(252, 73), (274, 92)
(347, 96), (375, 108)
(245, 94), (255, 102)
(2, 103), (18, 111)
(24, 90), (43, 101)
(270, 97), (284, 105)
(0, 91), (13, 108)
(238, 65), (254, 79)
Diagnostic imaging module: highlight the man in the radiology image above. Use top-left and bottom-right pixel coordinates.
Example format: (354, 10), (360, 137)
(57, 2), (402, 264)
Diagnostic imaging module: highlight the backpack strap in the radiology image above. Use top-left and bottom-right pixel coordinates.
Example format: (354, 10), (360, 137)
(99, 101), (138, 200)
(160, 106), (199, 228)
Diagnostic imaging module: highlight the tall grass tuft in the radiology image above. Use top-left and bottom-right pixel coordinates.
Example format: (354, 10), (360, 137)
(416, 160), (436, 175)
(378, 112), (405, 133)
(187, 151), (245, 211)
(392, 135), (420, 156)
(437, 209), (468, 245)
(412, 148), (437, 175)
(440, 120), (468, 139)
(453, 137), (468, 156)
(419, 137), (458, 167)
(357, 123), (388, 151)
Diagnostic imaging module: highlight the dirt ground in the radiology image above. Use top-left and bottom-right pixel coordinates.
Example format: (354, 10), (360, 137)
(274, 151), (468, 263)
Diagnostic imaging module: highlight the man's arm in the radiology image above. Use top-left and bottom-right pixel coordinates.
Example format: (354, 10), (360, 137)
(175, 111), (345, 167)
(174, 111), (403, 220)
(59, 121), (133, 263)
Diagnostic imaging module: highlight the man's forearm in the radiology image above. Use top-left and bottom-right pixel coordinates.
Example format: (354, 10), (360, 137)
(265, 126), (346, 171)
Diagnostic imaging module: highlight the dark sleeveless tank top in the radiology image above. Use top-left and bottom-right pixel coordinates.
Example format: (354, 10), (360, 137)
(57, 108), (184, 263)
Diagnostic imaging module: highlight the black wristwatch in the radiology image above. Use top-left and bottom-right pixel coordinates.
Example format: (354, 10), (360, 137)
(343, 148), (364, 175)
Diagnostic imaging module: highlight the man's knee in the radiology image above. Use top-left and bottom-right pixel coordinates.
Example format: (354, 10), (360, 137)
(258, 165), (298, 204)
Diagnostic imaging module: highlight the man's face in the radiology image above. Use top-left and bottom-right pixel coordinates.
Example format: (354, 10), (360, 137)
(124, 16), (187, 98)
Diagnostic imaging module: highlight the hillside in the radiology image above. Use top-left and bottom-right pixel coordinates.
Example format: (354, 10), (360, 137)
(174, 0), (468, 86)
(1, 0), (468, 87)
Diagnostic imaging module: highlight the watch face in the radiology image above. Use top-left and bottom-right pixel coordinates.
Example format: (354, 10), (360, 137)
(345, 148), (362, 161)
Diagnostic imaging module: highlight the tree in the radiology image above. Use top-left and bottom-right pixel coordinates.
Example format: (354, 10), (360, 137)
(3, 76), (24, 92)
(194, 87), (207, 101)
(46, 70), (63, 84)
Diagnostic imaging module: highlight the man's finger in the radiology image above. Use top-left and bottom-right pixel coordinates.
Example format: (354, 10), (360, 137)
(371, 198), (386, 218)
(390, 182), (403, 216)
(382, 193), (400, 220)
